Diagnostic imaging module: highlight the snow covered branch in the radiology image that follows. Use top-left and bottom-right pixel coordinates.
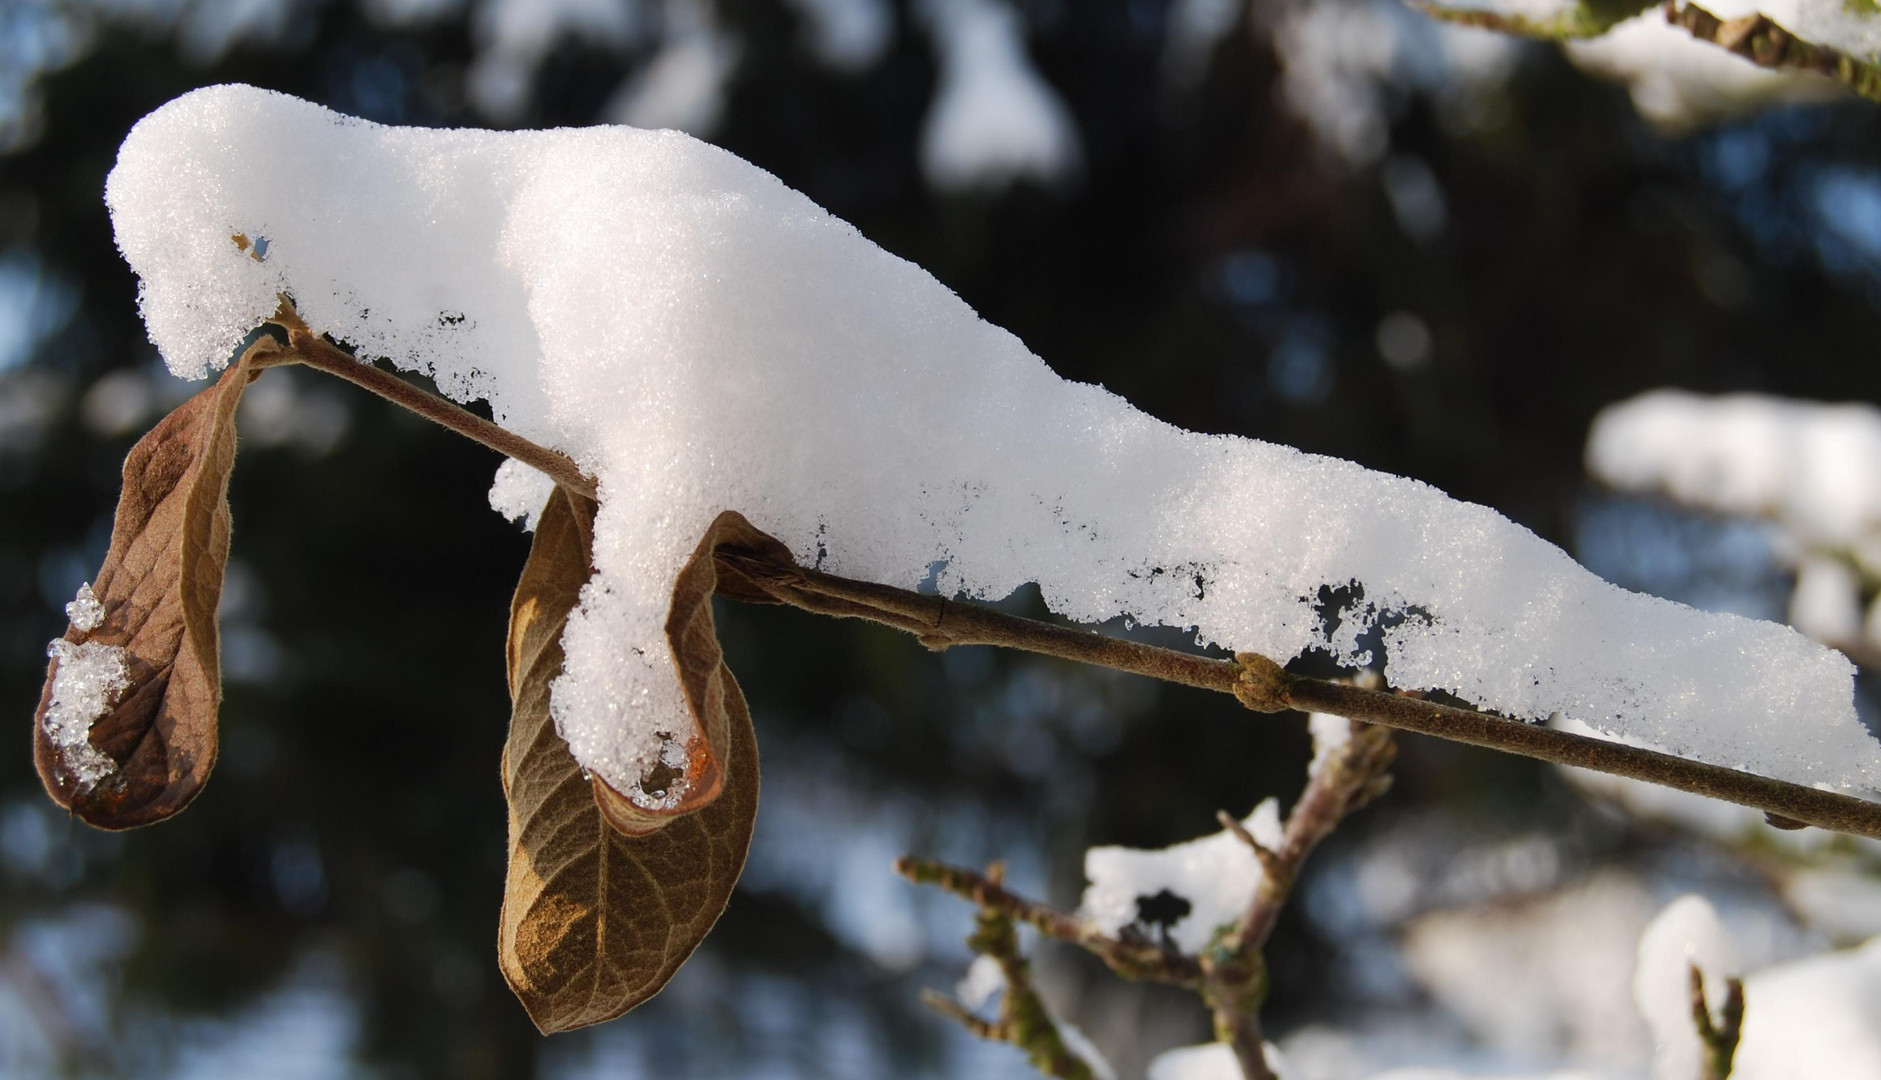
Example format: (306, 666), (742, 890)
(915, 863), (1106, 1080)
(1415, 0), (1881, 105)
(1665, 1), (1881, 101)
(237, 315), (1881, 841)
(905, 715), (1397, 1080)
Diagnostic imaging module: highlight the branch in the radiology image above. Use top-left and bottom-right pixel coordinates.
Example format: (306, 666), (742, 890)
(265, 305), (597, 500)
(1690, 962), (1746, 1080)
(267, 310), (1881, 841)
(729, 554), (1881, 840)
(919, 863), (1100, 1080)
(895, 857), (1202, 987)
(1198, 720), (1397, 1079)
(1414, 0), (1881, 104)
(1409, 0), (1656, 40)
(1665, 2), (1881, 104)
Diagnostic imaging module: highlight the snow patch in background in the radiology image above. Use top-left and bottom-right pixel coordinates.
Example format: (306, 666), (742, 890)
(1079, 800), (1282, 955)
(784, 0), (892, 71)
(1275, 0), (1522, 167)
(918, 0), (1083, 192)
(605, 0), (739, 136)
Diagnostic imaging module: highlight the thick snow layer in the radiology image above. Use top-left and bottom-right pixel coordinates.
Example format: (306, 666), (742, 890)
(106, 86), (1880, 801)
(1588, 390), (1881, 547)
(1079, 800), (1281, 955)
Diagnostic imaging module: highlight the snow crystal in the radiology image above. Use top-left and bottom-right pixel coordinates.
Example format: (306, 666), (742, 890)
(106, 86), (1881, 802)
(488, 458), (556, 532)
(1078, 800), (1282, 956)
(1633, 895), (1739, 1080)
(42, 638), (128, 790)
(918, 0), (1082, 191)
(65, 582), (105, 632)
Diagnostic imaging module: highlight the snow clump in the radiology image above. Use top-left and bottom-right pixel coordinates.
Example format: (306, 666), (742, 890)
(104, 85), (1881, 804)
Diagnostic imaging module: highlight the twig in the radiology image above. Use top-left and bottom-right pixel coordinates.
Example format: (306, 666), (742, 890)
(269, 311), (1881, 840)
(729, 554), (1881, 840)
(895, 857), (1202, 986)
(265, 305), (597, 500)
(1665, 2), (1881, 104)
(921, 863), (1100, 1080)
(1409, 0), (1655, 40)
(1198, 721), (1397, 1080)
(1690, 962), (1746, 1080)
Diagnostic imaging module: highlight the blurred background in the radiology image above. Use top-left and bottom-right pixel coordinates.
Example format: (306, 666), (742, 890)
(5, 0), (1881, 1076)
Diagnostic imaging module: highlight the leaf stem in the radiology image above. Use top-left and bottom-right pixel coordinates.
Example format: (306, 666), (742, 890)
(268, 311), (597, 500)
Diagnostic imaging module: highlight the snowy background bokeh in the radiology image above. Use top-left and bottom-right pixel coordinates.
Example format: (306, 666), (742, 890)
(6, 0), (1881, 1077)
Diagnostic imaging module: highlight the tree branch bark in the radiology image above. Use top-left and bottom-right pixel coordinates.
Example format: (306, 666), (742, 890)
(266, 312), (1881, 842)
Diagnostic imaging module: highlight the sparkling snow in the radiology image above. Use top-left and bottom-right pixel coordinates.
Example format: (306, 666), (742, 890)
(105, 86), (1881, 802)
(42, 638), (127, 791)
(65, 581), (105, 632)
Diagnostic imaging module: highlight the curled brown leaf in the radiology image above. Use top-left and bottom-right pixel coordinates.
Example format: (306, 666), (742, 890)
(32, 340), (279, 829)
(499, 491), (763, 1033)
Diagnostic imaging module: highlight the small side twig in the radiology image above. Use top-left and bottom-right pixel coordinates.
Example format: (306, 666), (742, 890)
(895, 857), (1201, 987)
(265, 303), (598, 500)
(1409, 0), (1655, 40)
(1689, 962), (1746, 1080)
(918, 863), (1098, 1080)
(1199, 720), (1398, 1080)
(1665, 1), (1881, 104)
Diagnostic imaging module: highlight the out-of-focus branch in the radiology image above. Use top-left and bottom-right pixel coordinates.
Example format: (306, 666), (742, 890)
(895, 857), (1202, 987)
(1201, 720), (1398, 1080)
(1664, 2), (1881, 103)
(1409, 0), (1655, 40)
(1415, 0), (1881, 104)
(1690, 962), (1747, 1080)
(917, 864), (1101, 1080)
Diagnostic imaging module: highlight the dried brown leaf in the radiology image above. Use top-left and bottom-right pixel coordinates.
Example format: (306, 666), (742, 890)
(32, 343), (274, 829)
(499, 492), (763, 1033)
